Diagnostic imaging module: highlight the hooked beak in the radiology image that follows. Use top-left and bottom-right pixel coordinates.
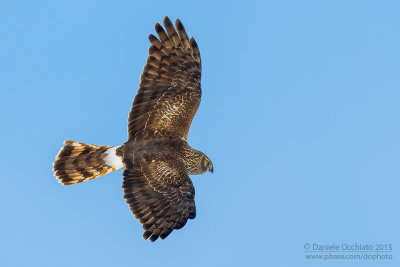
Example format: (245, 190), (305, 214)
(208, 163), (214, 174)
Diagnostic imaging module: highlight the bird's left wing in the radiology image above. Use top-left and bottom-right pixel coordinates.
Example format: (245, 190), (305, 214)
(122, 152), (196, 241)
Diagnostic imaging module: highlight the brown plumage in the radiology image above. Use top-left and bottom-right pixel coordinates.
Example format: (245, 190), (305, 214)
(53, 141), (117, 185)
(53, 17), (213, 242)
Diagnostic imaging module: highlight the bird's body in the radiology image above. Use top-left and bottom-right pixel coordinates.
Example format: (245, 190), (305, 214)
(121, 135), (208, 175)
(53, 17), (213, 242)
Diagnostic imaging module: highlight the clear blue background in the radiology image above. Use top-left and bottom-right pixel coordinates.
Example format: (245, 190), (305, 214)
(1, 1), (399, 266)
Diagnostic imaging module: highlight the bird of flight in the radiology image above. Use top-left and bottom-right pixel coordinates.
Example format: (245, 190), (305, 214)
(53, 17), (213, 242)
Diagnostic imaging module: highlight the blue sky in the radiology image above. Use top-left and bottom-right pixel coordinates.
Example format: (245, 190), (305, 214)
(1, 0), (400, 266)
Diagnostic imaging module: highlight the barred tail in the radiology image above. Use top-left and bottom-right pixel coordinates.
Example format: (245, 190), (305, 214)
(53, 140), (124, 186)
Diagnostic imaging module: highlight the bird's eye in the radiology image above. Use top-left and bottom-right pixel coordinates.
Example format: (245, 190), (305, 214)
(205, 160), (210, 166)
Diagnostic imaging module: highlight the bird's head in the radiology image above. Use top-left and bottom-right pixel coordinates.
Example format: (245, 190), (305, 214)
(185, 149), (213, 175)
(202, 154), (213, 174)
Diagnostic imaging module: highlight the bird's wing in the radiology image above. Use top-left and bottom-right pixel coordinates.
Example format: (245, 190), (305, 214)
(122, 152), (196, 242)
(128, 16), (202, 140)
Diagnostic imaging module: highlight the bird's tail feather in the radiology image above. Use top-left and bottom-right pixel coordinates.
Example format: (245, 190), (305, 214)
(53, 140), (124, 185)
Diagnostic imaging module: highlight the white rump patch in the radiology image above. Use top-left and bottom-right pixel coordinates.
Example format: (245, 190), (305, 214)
(104, 146), (124, 169)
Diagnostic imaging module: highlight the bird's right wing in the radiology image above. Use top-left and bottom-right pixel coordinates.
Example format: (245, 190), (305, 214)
(122, 152), (196, 242)
(127, 17), (202, 141)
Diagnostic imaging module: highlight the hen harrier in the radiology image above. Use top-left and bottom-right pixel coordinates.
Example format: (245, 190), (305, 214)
(53, 17), (213, 242)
